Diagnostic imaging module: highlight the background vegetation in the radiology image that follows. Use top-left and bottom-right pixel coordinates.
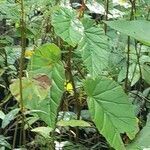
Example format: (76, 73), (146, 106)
(0, 0), (150, 149)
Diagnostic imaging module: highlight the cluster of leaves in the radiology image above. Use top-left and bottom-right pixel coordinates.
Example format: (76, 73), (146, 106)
(0, 0), (150, 149)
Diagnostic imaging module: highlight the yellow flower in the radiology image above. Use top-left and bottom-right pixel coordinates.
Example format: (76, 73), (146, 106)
(64, 81), (73, 94)
(25, 50), (34, 58)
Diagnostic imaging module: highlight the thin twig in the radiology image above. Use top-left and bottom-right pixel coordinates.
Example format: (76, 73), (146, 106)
(12, 118), (19, 149)
(75, 63), (85, 79)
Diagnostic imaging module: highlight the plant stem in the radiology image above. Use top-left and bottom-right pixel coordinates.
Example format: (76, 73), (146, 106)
(67, 47), (80, 119)
(125, 0), (136, 92)
(19, 0), (26, 146)
(146, 8), (150, 21)
(129, 0), (136, 20)
(67, 46), (81, 142)
(12, 118), (19, 149)
(125, 36), (130, 92)
(135, 41), (142, 89)
(104, 0), (109, 34)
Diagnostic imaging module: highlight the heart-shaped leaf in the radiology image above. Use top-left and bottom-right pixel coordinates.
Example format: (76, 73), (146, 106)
(84, 77), (139, 150)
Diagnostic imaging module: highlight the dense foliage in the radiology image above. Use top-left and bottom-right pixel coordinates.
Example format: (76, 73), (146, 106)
(0, 0), (150, 149)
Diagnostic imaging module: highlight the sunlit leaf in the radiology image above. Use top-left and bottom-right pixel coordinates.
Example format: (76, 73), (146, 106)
(57, 119), (91, 127)
(31, 127), (53, 138)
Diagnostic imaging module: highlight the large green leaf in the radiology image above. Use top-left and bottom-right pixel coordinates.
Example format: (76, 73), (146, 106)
(77, 19), (109, 77)
(37, 62), (65, 128)
(84, 77), (139, 150)
(105, 20), (150, 46)
(29, 43), (65, 128)
(127, 113), (150, 150)
(10, 43), (65, 128)
(51, 7), (84, 47)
